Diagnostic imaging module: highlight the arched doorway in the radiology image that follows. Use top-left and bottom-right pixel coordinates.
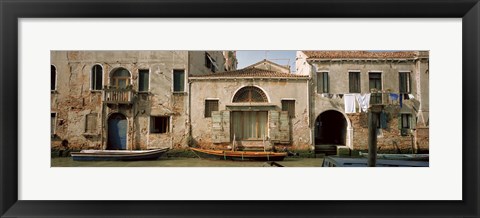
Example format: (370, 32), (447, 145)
(231, 86), (269, 141)
(107, 113), (127, 150)
(315, 110), (347, 146)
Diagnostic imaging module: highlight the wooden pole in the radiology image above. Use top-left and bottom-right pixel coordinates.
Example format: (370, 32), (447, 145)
(368, 110), (378, 167)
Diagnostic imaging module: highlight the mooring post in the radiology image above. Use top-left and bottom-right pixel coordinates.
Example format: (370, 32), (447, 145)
(368, 105), (382, 167)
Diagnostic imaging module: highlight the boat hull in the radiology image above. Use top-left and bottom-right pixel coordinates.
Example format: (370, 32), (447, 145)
(71, 148), (169, 161)
(190, 147), (287, 161)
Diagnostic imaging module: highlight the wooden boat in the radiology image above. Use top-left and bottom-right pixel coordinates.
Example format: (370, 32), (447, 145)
(190, 147), (287, 161)
(71, 147), (169, 161)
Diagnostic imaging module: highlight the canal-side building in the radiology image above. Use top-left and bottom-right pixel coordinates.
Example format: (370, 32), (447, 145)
(296, 51), (429, 153)
(189, 67), (310, 151)
(51, 50), (429, 155)
(50, 51), (234, 150)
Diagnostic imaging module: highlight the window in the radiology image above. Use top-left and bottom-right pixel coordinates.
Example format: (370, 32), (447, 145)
(91, 65), (103, 90)
(282, 100), (295, 118)
(399, 72), (411, 93)
(401, 114), (411, 128)
(51, 65), (56, 91)
(349, 72), (360, 93)
(205, 52), (217, 73)
(369, 73), (382, 104)
(111, 68), (131, 89)
(85, 113), (98, 133)
(173, 69), (185, 92)
(51, 113), (56, 135)
(400, 114), (411, 136)
(138, 69), (149, 92)
(150, 116), (170, 134)
(205, 99), (219, 118)
(233, 86), (268, 103)
(317, 72), (329, 93)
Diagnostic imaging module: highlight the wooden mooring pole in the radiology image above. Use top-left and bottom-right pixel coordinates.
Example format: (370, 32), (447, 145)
(368, 105), (382, 167)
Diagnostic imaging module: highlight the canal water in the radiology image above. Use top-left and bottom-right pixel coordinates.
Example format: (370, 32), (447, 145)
(51, 157), (325, 167)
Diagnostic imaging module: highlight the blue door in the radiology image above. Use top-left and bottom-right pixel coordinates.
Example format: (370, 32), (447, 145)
(107, 113), (127, 150)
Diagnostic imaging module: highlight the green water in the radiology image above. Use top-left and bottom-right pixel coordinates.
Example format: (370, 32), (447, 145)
(51, 157), (324, 167)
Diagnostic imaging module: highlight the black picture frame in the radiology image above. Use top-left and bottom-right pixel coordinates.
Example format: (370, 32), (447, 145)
(1, 0), (479, 217)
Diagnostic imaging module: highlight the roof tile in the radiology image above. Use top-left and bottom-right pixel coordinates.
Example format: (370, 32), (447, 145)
(302, 51), (420, 59)
(190, 68), (308, 78)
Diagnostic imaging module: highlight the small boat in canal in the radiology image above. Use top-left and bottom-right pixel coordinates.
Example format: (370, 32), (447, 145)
(190, 147), (288, 161)
(71, 147), (170, 161)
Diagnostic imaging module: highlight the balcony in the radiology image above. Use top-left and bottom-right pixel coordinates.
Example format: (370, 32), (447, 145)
(103, 88), (134, 104)
(370, 90), (396, 105)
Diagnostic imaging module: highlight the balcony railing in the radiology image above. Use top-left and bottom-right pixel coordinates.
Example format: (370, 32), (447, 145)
(370, 90), (397, 105)
(103, 88), (134, 104)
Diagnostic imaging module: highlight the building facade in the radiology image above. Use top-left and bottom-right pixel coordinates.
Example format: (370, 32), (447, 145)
(297, 51), (429, 153)
(50, 51), (231, 150)
(189, 67), (310, 150)
(51, 50), (429, 154)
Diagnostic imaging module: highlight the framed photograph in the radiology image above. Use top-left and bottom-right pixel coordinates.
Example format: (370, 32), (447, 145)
(1, 0), (478, 217)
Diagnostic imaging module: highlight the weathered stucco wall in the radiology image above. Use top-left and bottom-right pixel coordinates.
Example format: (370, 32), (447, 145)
(51, 51), (197, 150)
(190, 78), (311, 150)
(301, 52), (429, 153)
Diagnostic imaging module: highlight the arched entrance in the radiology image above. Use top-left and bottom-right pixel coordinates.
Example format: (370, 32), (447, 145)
(107, 113), (127, 150)
(315, 110), (347, 146)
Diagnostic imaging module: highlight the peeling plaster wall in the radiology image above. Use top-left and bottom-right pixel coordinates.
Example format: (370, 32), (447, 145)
(51, 51), (217, 150)
(190, 79), (311, 150)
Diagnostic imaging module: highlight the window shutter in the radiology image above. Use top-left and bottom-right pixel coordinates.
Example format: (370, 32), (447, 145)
(410, 114), (417, 130)
(398, 115), (402, 130)
(279, 111), (290, 143)
(268, 110), (280, 142)
(317, 72), (323, 93)
(211, 111), (230, 143)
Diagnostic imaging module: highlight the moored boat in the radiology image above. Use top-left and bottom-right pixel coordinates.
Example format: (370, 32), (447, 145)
(71, 147), (170, 161)
(190, 147), (287, 161)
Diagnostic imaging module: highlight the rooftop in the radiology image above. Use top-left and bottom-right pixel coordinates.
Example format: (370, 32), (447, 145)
(302, 51), (420, 59)
(190, 68), (308, 78)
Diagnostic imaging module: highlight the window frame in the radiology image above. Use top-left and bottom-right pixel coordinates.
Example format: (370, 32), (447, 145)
(205, 52), (217, 73)
(150, 116), (170, 134)
(204, 99), (219, 118)
(110, 68), (131, 89)
(399, 71), (411, 94)
(51, 112), (57, 136)
(172, 69), (186, 93)
(138, 69), (150, 93)
(317, 71), (329, 94)
(51, 65), (57, 91)
(281, 99), (296, 118)
(369, 72), (383, 104)
(348, 71), (361, 93)
(90, 64), (103, 91)
(84, 113), (98, 134)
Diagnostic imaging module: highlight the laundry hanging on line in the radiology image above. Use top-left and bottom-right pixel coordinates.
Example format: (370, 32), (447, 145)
(355, 93), (371, 112)
(389, 93), (399, 101)
(344, 94), (356, 113)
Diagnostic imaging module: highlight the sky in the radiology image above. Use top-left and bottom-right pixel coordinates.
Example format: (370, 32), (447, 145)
(236, 51), (297, 72)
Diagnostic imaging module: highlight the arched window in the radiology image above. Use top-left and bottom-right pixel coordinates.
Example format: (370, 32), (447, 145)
(51, 65), (56, 91)
(110, 68), (131, 89)
(233, 86), (268, 103)
(91, 65), (103, 90)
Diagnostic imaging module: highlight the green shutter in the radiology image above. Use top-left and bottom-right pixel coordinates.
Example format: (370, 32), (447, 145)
(398, 115), (402, 130)
(173, 70), (185, 92)
(410, 114), (416, 130)
(139, 70), (149, 92)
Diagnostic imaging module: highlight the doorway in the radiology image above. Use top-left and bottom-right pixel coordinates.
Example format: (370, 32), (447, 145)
(107, 113), (127, 150)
